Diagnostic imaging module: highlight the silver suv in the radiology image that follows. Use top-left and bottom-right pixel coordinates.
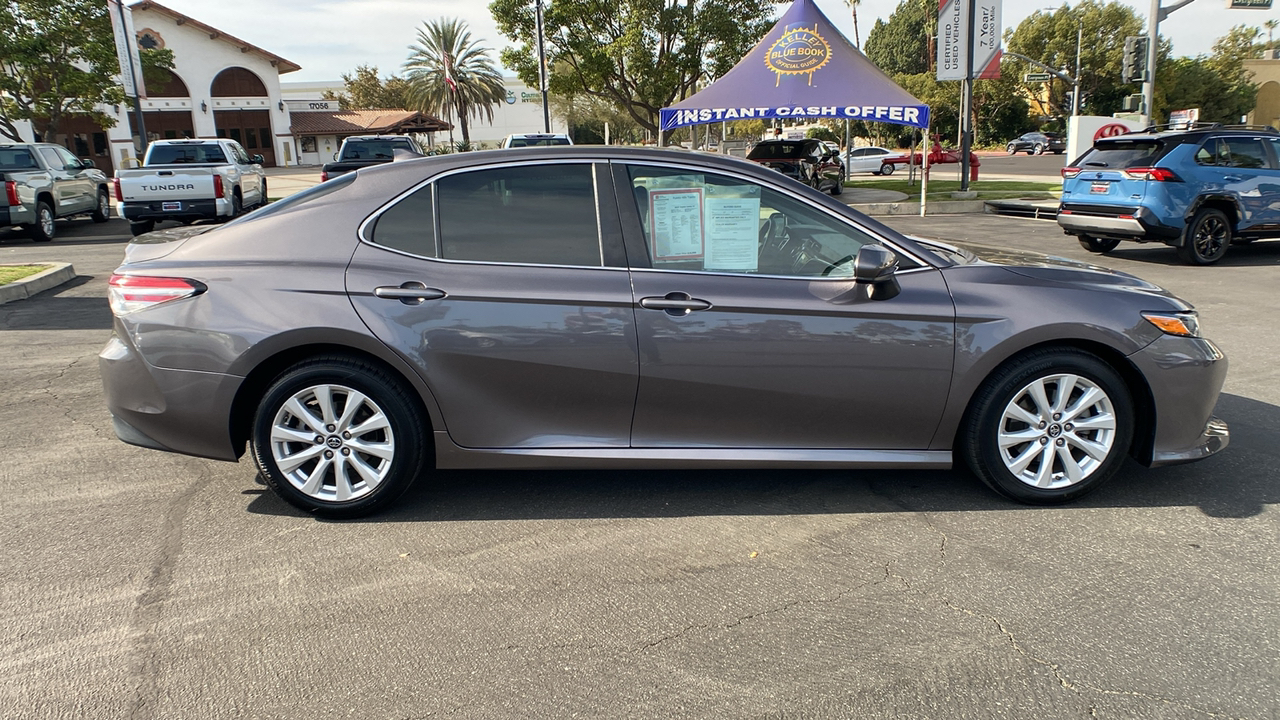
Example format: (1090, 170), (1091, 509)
(0, 143), (111, 241)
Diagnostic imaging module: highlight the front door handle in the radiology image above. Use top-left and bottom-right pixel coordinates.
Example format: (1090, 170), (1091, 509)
(373, 282), (446, 305)
(1222, 175), (1244, 182)
(638, 292), (712, 316)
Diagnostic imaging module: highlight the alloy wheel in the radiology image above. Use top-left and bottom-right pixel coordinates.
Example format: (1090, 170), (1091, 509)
(1193, 215), (1228, 258)
(39, 207), (54, 237)
(270, 383), (396, 502)
(996, 373), (1116, 490)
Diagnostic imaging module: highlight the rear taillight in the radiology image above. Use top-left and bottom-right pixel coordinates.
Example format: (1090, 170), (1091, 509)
(320, 170), (329, 182)
(1123, 167), (1181, 182)
(1061, 167), (1081, 179)
(112, 177), (122, 202)
(4, 181), (18, 206)
(213, 175), (224, 199)
(108, 274), (205, 315)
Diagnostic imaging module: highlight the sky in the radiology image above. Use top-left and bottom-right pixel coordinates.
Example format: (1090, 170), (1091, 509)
(151, 0), (1280, 83)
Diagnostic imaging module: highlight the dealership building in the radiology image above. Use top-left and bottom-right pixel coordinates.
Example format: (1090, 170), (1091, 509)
(10, 1), (564, 172)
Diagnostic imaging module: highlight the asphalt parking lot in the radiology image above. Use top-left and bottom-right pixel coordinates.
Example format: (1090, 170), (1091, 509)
(2, 212), (1277, 719)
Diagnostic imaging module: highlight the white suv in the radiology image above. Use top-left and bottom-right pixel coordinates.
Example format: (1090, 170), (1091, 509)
(500, 133), (573, 148)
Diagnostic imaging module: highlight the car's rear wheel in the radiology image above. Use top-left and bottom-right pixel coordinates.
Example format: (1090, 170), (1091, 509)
(1177, 208), (1231, 265)
(91, 189), (110, 223)
(879, 162), (895, 175)
(962, 349), (1133, 504)
(1078, 236), (1121, 253)
(251, 357), (427, 518)
(27, 201), (55, 242)
(1033, 143), (1045, 155)
(129, 220), (154, 237)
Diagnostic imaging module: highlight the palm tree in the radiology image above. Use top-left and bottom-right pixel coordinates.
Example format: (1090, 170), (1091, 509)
(404, 18), (506, 145)
(843, 0), (861, 48)
(1267, 19), (1279, 52)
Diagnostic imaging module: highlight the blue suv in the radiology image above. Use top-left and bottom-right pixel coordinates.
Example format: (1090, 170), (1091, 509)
(1057, 125), (1280, 264)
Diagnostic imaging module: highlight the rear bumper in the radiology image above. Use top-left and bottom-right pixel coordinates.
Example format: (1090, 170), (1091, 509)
(99, 334), (243, 461)
(0, 204), (34, 227)
(120, 198), (227, 222)
(1057, 203), (1183, 243)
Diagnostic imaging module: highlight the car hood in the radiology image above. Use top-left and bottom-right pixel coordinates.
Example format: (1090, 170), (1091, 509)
(909, 236), (1184, 301)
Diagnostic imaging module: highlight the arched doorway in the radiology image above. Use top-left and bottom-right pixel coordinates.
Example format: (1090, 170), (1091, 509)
(143, 68), (197, 143)
(211, 66), (275, 166)
(1255, 81), (1280, 129)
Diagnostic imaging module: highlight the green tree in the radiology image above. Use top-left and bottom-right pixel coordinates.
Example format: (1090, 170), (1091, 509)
(1155, 25), (1261, 124)
(489, 0), (779, 136)
(553, 93), (645, 144)
(403, 18), (506, 145)
(0, 0), (129, 142)
(1006, 1), (1150, 118)
(863, 0), (933, 76)
(323, 65), (413, 110)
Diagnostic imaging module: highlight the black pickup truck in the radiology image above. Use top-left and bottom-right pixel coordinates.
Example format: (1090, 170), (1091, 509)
(320, 135), (424, 181)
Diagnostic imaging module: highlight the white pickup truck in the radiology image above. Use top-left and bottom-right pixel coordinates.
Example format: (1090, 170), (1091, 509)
(113, 138), (267, 236)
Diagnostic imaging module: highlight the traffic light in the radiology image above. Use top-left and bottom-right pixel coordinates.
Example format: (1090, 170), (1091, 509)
(1123, 36), (1150, 83)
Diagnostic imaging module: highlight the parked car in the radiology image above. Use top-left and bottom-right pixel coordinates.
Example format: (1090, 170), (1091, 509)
(847, 146), (909, 176)
(113, 138), (266, 236)
(746, 139), (844, 194)
(500, 133), (573, 148)
(1007, 131), (1066, 155)
(1058, 125), (1280, 264)
(101, 146), (1228, 518)
(321, 135), (424, 182)
(0, 143), (110, 241)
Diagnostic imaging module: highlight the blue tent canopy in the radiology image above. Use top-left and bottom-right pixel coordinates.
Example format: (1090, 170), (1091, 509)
(659, 0), (930, 132)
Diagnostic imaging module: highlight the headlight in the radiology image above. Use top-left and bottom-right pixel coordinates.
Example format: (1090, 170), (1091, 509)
(1142, 311), (1199, 338)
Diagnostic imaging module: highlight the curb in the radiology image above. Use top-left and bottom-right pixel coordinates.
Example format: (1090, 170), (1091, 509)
(849, 199), (987, 216)
(0, 262), (77, 305)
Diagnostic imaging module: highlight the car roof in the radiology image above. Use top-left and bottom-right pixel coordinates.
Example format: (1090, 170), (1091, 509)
(1100, 125), (1280, 144)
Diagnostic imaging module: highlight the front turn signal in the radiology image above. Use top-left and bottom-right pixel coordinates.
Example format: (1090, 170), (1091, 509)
(1142, 312), (1200, 338)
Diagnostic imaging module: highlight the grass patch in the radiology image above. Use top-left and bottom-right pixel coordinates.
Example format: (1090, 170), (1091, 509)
(0, 265), (48, 286)
(846, 178), (1061, 197)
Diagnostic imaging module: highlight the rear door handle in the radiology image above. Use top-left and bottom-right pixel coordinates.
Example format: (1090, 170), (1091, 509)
(638, 292), (712, 316)
(373, 282), (446, 305)
(1222, 175), (1243, 182)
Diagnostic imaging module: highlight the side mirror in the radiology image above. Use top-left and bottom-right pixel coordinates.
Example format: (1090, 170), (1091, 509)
(80, 158), (96, 169)
(853, 245), (900, 301)
(332, 152), (338, 161)
(252, 154), (264, 164)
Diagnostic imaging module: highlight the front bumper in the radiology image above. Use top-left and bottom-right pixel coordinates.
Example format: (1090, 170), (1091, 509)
(1128, 334), (1230, 467)
(99, 334), (244, 461)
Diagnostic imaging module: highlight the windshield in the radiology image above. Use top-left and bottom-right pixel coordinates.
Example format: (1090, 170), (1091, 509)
(747, 142), (808, 160)
(507, 136), (570, 147)
(340, 140), (413, 160)
(147, 144), (228, 164)
(0, 147), (38, 170)
(1076, 140), (1164, 168)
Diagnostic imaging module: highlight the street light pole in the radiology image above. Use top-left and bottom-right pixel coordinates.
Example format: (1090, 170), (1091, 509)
(1073, 20), (1081, 116)
(535, 0), (550, 133)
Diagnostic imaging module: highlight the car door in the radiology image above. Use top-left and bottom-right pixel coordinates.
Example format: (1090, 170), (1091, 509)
(847, 148), (871, 173)
(1212, 136), (1270, 232)
(51, 146), (96, 211)
(614, 161), (956, 450)
(37, 147), (84, 213)
(346, 160), (640, 449)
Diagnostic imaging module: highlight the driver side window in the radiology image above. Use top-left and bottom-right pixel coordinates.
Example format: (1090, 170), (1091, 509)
(624, 164), (898, 277)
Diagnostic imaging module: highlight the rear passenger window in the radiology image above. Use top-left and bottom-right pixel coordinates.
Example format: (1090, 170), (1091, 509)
(1220, 138), (1268, 169)
(372, 184), (435, 257)
(436, 164), (602, 267)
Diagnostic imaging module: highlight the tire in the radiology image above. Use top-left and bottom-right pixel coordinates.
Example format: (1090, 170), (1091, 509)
(250, 357), (428, 518)
(129, 220), (154, 237)
(879, 162), (895, 176)
(961, 348), (1133, 504)
(1078, 236), (1121, 253)
(258, 179), (268, 208)
(91, 188), (110, 223)
(830, 179), (844, 196)
(1033, 143), (1045, 155)
(228, 190), (242, 219)
(27, 201), (55, 242)
(1007, 144), (1017, 155)
(1176, 208), (1231, 265)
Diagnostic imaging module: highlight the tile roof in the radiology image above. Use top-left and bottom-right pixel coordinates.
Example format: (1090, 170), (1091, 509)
(289, 109), (452, 135)
(132, 1), (301, 74)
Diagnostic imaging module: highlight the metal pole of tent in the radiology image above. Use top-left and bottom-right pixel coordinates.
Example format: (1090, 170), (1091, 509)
(843, 119), (850, 183)
(920, 114), (931, 216)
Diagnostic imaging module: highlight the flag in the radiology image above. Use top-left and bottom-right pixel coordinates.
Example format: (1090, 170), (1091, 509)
(442, 52), (458, 93)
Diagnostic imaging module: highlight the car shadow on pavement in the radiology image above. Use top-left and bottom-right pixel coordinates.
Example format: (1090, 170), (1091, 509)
(0, 276), (113, 330)
(1101, 240), (1280, 267)
(244, 393), (1277, 523)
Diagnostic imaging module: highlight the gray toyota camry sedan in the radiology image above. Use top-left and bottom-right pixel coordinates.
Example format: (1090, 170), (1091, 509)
(100, 147), (1229, 517)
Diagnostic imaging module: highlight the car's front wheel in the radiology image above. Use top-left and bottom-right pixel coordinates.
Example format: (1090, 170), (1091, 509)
(250, 357), (428, 518)
(1007, 144), (1017, 155)
(1177, 208), (1231, 265)
(962, 349), (1133, 504)
(1078, 236), (1121, 253)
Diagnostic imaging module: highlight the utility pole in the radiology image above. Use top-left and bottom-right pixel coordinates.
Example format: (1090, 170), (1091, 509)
(1073, 20), (1082, 116)
(535, 0), (551, 133)
(958, 0), (975, 192)
(1143, 0), (1198, 124)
